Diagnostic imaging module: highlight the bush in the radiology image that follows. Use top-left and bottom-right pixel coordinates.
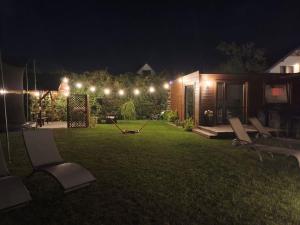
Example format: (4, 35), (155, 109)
(121, 100), (136, 120)
(162, 110), (178, 122)
(183, 117), (194, 131)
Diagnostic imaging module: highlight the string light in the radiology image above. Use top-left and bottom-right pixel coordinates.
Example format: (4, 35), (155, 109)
(0, 89), (7, 95)
(62, 77), (69, 83)
(75, 82), (82, 89)
(118, 89), (125, 96)
(163, 82), (170, 90)
(33, 91), (40, 97)
(104, 88), (111, 95)
(149, 86), (155, 93)
(133, 89), (140, 96)
(89, 86), (96, 92)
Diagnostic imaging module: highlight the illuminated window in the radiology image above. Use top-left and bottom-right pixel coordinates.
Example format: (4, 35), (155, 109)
(280, 66), (294, 73)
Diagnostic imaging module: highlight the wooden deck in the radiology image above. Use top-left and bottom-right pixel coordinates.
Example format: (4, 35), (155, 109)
(193, 125), (278, 139)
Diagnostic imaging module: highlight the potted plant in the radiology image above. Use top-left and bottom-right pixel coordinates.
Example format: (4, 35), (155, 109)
(204, 110), (214, 126)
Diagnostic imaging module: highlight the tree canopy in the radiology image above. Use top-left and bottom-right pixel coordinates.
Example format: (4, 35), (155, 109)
(217, 42), (267, 73)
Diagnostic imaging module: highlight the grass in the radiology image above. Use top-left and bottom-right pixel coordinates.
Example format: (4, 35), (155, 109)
(2, 120), (300, 225)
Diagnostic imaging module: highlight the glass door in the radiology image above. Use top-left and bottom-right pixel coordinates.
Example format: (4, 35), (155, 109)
(185, 85), (194, 119)
(216, 82), (245, 123)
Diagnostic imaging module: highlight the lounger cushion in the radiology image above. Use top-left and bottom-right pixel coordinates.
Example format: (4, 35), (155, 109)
(228, 117), (252, 144)
(249, 117), (271, 137)
(0, 176), (31, 210)
(40, 162), (96, 192)
(23, 130), (63, 168)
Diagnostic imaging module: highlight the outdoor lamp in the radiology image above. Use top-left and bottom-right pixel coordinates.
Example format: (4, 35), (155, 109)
(89, 86), (96, 92)
(133, 89), (140, 95)
(104, 88), (111, 95)
(149, 86), (155, 93)
(62, 77), (69, 83)
(118, 89), (125, 96)
(0, 89), (7, 95)
(204, 80), (212, 88)
(163, 82), (170, 89)
(33, 91), (40, 97)
(75, 82), (82, 89)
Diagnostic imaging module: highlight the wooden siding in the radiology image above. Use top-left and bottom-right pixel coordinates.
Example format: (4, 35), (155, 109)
(170, 72), (296, 126)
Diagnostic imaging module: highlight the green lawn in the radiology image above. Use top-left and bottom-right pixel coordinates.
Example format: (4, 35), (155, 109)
(2, 121), (300, 225)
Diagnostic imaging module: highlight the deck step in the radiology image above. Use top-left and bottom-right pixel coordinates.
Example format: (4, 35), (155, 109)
(198, 126), (219, 135)
(192, 128), (217, 139)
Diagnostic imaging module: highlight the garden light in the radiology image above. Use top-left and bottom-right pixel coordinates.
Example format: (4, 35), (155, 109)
(33, 91), (40, 97)
(149, 86), (155, 93)
(75, 82), (82, 89)
(0, 89), (7, 95)
(89, 86), (96, 92)
(163, 82), (170, 89)
(104, 88), (111, 95)
(62, 77), (69, 83)
(118, 89), (125, 96)
(133, 89), (140, 95)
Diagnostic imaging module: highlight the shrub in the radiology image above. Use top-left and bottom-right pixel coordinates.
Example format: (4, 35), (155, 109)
(183, 117), (194, 131)
(121, 100), (136, 120)
(162, 110), (178, 122)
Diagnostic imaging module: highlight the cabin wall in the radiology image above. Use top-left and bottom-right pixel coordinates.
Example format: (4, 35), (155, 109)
(170, 71), (200, 124)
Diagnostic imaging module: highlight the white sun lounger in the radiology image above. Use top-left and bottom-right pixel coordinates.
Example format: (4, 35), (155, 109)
(229, 117), (300, 167)
(0, 142), (31, 211)
(23, 130), (96, 193)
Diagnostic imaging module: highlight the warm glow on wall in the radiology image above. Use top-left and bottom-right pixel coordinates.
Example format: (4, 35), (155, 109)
(204, 80), (212, 88)
(294, 63), (300, 73)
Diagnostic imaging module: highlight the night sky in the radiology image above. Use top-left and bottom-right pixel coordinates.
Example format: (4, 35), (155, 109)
(1, 0), (300, 75)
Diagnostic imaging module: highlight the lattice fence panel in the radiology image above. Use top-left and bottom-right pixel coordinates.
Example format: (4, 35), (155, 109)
(67, 94), (89, 128)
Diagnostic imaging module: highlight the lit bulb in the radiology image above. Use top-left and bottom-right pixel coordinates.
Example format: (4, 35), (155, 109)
(0, 89), (7, 95)
(63, 92), (70, 97)
(89, 86), (96, 92)
(33, 91), (40, 97)
(133, 89), (140, 95)
(163, 83), (170, 89)
(118, 89), (125, 96)
(149, 86), (155, 93)
(75, 82), (82, 88)
(62, 77), (69, 83)
(104, 88), (111, 95)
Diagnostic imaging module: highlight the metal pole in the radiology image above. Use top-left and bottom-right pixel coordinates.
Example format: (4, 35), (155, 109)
(33, 59), (36, 90)
(0, 51), (11, 162)
(25, 64), (29, 121)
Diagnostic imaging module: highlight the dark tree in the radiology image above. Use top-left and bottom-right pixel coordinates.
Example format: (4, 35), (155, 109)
(217, 42), (267, 73)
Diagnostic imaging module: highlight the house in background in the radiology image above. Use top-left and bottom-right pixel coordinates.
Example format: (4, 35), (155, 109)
(268, 47), (300, 73)
(170, 71), (300, 138)
(137, 63), (156, 75)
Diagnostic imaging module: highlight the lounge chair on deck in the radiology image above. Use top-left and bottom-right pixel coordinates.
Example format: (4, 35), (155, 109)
(0, 143), (31, 211)
(228, 117), (300, 167)
(249, 117), (300, 145)
(23, 130), (96, 193)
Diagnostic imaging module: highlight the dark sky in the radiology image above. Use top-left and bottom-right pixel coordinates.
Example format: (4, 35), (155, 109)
(1, 0), (300, 74)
